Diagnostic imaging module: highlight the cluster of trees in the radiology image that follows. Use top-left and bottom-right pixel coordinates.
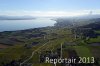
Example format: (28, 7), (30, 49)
(71, 28), (96, 39)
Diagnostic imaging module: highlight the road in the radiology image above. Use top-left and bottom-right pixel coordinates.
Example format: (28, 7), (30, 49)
(20, 41), (50, 66)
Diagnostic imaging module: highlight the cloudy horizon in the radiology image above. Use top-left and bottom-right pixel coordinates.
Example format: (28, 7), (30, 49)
(0, 10), (100, 17)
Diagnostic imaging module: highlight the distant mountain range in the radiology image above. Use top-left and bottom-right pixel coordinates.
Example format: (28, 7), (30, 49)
(0, 15), (36, 20)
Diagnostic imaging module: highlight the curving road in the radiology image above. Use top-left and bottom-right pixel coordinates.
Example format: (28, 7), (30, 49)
(20, 41), (50, 66)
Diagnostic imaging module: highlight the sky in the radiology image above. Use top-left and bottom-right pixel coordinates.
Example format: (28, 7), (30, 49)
(0, 0), (100, 17)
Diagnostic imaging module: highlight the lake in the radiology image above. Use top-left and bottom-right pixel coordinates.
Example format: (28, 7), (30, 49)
(0, 18), (56, 32)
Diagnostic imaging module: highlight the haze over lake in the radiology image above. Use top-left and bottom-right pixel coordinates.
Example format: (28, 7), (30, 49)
(0, 18), (56, 32)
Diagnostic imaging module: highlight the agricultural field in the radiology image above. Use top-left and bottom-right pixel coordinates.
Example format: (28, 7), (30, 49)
(0, 18), (100, 66)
